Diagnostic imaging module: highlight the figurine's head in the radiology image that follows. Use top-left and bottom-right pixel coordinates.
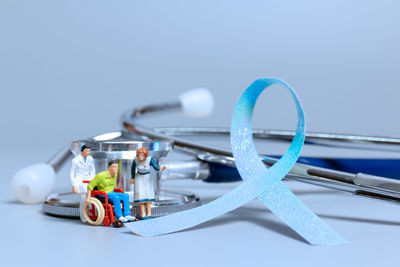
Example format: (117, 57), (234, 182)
(136, 147), (149, 162)
(80, 145), (91, 158)
(108, 160), (119, 176)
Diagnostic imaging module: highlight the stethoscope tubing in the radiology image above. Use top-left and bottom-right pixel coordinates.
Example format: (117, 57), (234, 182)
(121, 102), (400, 204)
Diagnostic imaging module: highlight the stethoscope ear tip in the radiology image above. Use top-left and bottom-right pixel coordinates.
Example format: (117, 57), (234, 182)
(179, 88), (214, 117)
(11, 163), (55, 204)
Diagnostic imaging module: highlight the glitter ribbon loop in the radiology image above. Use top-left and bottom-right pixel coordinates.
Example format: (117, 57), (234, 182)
(125, 78), (347, 245)
(231, 78), (346, 245)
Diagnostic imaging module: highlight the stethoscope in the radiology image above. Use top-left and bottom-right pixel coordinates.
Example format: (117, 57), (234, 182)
(11, 88), (400, 219)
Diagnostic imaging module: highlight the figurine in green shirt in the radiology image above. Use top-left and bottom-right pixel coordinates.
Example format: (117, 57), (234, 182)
(86, 160), (135, 223)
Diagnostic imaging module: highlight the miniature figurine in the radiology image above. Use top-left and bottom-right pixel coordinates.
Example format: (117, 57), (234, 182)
(130, 147), (166, 219)
(86, 160), (135, 223)
(70, 145), (96, 194)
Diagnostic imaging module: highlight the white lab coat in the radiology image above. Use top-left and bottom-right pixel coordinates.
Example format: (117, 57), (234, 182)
(69, 154), (96, 193)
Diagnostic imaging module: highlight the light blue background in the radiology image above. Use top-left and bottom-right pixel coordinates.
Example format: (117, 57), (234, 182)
(1, 1), (399, 266)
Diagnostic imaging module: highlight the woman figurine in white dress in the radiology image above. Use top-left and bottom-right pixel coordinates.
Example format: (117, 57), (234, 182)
(130, 147), (166, 219)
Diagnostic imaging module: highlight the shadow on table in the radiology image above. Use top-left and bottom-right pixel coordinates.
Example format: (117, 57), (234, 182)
(121, 192), (400, 243)
(179, 208), (306, 243)
(318, 214), (400, 227)
(121, 199), (306, 243)
(3, 199), (25, 205)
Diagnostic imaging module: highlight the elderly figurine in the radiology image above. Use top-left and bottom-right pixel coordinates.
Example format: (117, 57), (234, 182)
(130, 147), (166, 219)
(70, 145), (96, 194)
(86, 160), (135, 223)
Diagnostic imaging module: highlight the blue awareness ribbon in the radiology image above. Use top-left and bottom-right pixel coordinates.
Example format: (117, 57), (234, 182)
(125, 78), (347, 245)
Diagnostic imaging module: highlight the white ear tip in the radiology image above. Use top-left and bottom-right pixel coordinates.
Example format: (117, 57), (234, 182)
(179, 88), (214, 117)
(11, 163), (55, 204)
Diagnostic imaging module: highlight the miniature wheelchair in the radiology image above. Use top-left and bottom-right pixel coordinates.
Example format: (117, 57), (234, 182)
(81, 188), (126, 227)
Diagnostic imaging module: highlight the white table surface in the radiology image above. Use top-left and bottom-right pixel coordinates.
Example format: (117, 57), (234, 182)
(2, 148), (400, 267)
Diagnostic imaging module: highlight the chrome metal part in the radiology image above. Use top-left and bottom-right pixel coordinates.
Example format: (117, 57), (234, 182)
(47, 146), (74, 172)
(152, 127), (400, 152)
(42, 190), (201, 218)
(354, 173), (400, 194)
(71, 131), (171, 193)
(159, 159), (210, 181)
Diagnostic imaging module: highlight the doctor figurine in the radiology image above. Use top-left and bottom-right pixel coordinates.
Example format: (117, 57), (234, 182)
(130, 147), (166, 219)
(70, 145), (96, 194)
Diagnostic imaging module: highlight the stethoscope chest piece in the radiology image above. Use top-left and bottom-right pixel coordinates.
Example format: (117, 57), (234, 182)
(42, 131), (201, 218)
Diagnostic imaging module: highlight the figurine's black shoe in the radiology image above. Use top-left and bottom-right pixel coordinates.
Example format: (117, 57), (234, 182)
(112, 219), (124, 228)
